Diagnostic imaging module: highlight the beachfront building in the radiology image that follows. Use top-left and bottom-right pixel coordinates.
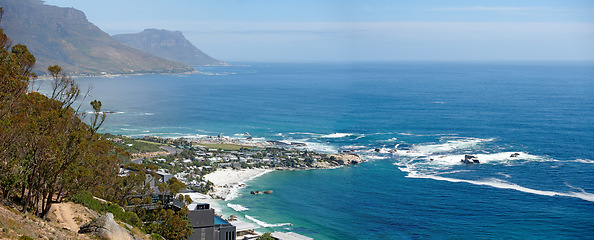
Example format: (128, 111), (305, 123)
(188, 203), (236, 240)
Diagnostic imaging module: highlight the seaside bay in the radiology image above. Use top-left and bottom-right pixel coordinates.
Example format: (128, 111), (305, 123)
(61, 62), (594, 239)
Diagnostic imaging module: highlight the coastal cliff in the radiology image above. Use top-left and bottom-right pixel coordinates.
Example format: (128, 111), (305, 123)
(113, 29), (227, 66)
(0, 0), (195, 75)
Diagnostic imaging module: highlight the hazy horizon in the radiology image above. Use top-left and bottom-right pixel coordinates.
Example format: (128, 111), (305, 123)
(44, 0), (594, 63)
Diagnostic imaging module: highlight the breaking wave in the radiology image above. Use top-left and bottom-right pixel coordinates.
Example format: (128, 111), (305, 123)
(227, 203), (249, 212)
(245, 215), (292, 228)
(320, 133), (354, 138)
(406, 173), (594, 202)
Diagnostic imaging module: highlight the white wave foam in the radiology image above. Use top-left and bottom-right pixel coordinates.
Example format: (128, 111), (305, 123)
(341, 145), (367, 150)
(395, 151), (544, 173)
(497, 172), (512, 178)
(362, 155), (389, 160)
(575, 159), (594, 164)
(227, 203), (249, 212)
(407, 138), (494, 156)
(365, 147), (397, 154)
(295, 141), (338, 153)
(288, 132), (316, 135)
(407, 173), (594, 202)
(245, 215), (292, 228)
(321, 133), (353, 138)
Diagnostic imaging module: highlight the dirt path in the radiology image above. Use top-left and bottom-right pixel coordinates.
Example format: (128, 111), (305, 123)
(51, 202), (80, 232)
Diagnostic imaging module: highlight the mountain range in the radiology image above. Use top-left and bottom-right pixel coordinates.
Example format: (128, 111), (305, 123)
(113, 29), (226, 66)
(0, 0), (223, 75)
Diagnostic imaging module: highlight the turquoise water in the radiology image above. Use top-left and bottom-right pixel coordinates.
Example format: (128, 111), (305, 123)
(64, 62), (594, 239)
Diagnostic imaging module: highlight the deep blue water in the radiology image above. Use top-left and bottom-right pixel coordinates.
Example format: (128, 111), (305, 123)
(60, 62), (594, 239)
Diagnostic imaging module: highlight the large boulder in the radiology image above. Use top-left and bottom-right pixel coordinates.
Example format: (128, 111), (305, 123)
(78, 213), (134, 240)
(328, 153), (365, 165)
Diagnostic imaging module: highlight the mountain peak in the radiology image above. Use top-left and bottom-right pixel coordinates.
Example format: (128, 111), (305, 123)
(113, 29), (227, 66)
(1, 0), (195, 75)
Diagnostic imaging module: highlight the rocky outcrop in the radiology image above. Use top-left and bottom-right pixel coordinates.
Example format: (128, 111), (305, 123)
(78, 213), (135, 240)
(461, 155), (480, 164)
(327, 153), (365, 165)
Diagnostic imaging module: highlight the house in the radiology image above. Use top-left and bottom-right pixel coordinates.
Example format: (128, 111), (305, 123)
(145, 171), (173, 188)
(232, 162), (242, 170)
(187, 203), (236, 240)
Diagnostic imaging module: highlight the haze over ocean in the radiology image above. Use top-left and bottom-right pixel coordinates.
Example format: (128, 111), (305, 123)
(63, 62), (594, 239)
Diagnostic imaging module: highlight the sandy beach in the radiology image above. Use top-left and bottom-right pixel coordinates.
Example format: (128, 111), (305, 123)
(204, 168), (273, 200)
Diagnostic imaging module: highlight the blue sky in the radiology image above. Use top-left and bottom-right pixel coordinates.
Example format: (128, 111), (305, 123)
(44, 0), (594, 62)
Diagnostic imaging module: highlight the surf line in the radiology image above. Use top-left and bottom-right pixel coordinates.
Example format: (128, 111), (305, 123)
(407, 173), (594, 202)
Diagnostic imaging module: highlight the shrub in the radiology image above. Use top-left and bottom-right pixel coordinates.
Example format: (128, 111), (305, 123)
(70, 192), (142, 228)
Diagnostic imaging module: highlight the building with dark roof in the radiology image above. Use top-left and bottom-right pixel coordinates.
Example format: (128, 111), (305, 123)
(188, 203), (236, 240)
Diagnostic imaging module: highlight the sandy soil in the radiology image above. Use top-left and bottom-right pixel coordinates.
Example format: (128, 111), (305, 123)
(49, 201), (99, 232)
(0, 203), (93, 240)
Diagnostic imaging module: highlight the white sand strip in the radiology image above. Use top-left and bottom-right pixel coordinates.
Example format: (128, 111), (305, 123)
(204, 168), (273, 200)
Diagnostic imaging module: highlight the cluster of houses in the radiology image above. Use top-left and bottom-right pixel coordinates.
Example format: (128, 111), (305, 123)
(141, 140), (333, 191)
(119, 136), (350, 240)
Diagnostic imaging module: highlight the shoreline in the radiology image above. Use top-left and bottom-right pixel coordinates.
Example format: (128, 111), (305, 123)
(204, 168), (274, 200)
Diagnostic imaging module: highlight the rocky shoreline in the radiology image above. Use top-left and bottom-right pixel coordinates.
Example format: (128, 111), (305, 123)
(203, 153), (365, 200)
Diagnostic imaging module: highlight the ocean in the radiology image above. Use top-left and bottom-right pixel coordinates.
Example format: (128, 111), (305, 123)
(57, 62), (594, 239)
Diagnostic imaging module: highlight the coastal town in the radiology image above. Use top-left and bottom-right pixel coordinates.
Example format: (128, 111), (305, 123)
(109, 134), (365, 240)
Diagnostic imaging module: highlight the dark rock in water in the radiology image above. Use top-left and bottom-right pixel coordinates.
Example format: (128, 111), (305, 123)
(79, 213), (134, 240)
(250, 191), (256, 195)
(374, 148), (381, 152)
(290, 142), (307, 147)
(263, 190), (273, 194)
(510, 153), (520, 158)
(461, 154), (480, 164)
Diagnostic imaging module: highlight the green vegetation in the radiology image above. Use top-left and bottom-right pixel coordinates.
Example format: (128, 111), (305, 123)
(103, 133), (164, 154)
(0, 9), (192, 240)
(70, 192), (141, 227)
(71, 191), (193, 240)
(1, 8), (117, 217)
(257, 233), (274, 240)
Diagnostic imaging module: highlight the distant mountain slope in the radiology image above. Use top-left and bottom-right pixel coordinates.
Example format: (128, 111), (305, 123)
(113, 29), (227, 66)
(0, 0), (194, 75)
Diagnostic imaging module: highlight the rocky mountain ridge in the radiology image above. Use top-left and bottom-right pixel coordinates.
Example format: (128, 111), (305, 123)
(0, 0), (195, 75)
(114, 29), (227, 66)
